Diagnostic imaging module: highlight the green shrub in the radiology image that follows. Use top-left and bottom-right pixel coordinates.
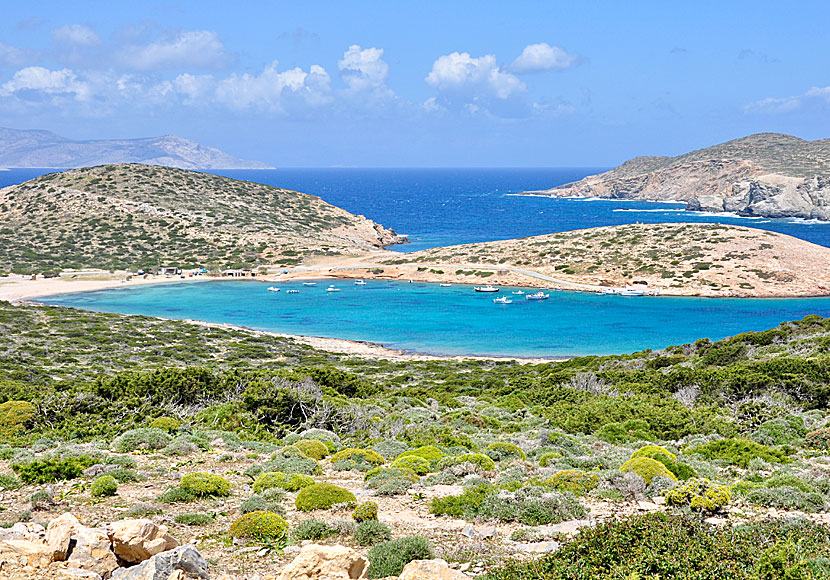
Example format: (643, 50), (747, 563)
(180, 472), (230, 497)
(806, 427), (830, 451)
(174, 513), (215, 525)
(665, 478), (731, 512)
(149, 417), (180, 433)
(750, 416), (807, 446)
(595, 419), (655, 443)
(757, 541), (812, 580)
(353, 501), (378, 522)
(291, 439), (329, 460)
(485, 441), (527, 461)
(436, 453), (495, 472)
(329, 448), (384, 466)
(30, 489), (53, 509)
(390, 455), (431, 475)
(367, 536), (433, 578)
(253, 471), (314, 493)
(620, 457), (677, 485)
(631, 445), (696, 480)
(0, 473), (22, 490)
(229, 511), (289, 543)
(158, 487), (197, 503)
(12, 456), (96, 484)
(398, 445), (445, 464)
(90, 475), (118, 497)
(292, 518), (334, 541)
(112, 428), (173, 453)
(745, 486), (826, 512)
(354, 520), (391, 546)
(0, 401), (36, 435)
(295, 483), (357, 512)
(538, 451), (563, 467)
(546, 470), (599, 495)
(240, 495), (285, 515)
(365, 467), (419, 486)
(372, 440), (409, 460)
(106, 468), (142, 483)
(690, 438), (788, 468)
(247, 456), (322, 478)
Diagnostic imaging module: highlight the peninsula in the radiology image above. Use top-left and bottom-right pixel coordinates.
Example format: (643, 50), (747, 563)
(525, 133), (830, 220)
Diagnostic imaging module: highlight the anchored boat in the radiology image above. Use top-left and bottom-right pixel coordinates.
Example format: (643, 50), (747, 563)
(526, 292), (550, 301)
(474, 285), (500, 293)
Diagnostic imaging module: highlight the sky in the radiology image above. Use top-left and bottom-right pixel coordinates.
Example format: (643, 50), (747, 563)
(0, 0), (829, 167)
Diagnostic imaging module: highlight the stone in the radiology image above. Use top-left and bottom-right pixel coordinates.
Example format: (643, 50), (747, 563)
(46, 513), (77, 563)
(108, 519), (179, 564)
(399, 559), (468, 580)
(477, 526), (498, 539)
(460, 524), (475, 538)
(111, 545), (209, 580)
(68, 521), (119, 577)
(0, 516), (74, 568)
(58, 567), (104, 579)
(277, 544), (368, 580)
(510, 541), (559, 554)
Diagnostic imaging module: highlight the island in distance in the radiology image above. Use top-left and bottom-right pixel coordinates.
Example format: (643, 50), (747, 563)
(0, 127), (273, 170)
(526, 132), (830, 221)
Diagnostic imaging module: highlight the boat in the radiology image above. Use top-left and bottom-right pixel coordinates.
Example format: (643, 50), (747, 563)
(526, 292), (549, 300)
(354, 280), (367, 285)
(440, 283), (452, 287)
(620, 288), (645, 296)
(267, 287), (280, 292)
(326, 286), (341, 292)
(286, 289), (299, 294)
(302, 282), (317, 286)
(603, 288), (621, 295)
(511, 290), (525, 295)
(474, 285), (500, 293)
(493, 296), (513, 304)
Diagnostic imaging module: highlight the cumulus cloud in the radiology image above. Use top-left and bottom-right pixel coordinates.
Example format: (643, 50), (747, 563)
(0, 66), (90, 100)
(426, 52), (525, 99)
(120, 30), (228, 70)
(0, 42), (30, 68)
(510, 43), (578, 73)
(338, 44), (393, 98)
(745, 86), (830, 114)
(52, 24), (100, 46)
(215, 61), (332, 112)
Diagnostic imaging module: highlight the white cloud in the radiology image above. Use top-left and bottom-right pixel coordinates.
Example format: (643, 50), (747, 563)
(173, 73), (217, 104)
(426, 52), (525, 99)
(0, 42), (29, 68)
(52, 24), (100, 46)
(215, 61), (332, 112)
(510, 43), (578, 73)
(745, 85), (830, 114)
(121, 30), (228, 70)
(338, 45), (393, 98)
(0, 66), (90, 100)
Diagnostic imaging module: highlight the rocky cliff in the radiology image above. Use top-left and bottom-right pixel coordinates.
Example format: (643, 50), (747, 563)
(527, 133), (830, 220)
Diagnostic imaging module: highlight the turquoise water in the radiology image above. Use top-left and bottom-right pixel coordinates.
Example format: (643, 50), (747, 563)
(39, 280), (830, 358)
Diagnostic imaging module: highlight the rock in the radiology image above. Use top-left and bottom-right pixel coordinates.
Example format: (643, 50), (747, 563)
(460, 524), (475, 538)
(477, 526), (498, 539)
(108, 519), (179, 564)
(68, 521), (119, 577)
(399, 559), (467, 580)
(0, 517), (74, 568)
(111, 545), (209, 580)
(58, 568), (104, 579)
(510, 541), (559, 554)
(277, 544), (368, 580)
(544, 519), (593, 536)
(46, 513), (77, 562)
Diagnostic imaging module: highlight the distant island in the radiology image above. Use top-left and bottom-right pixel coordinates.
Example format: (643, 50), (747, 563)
(525, 133), (830, 220)
(0, 127), (273, 170)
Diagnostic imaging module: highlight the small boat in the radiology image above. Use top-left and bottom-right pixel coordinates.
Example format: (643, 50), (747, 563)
(286, 289), (299, 294)
(302, 282), (317, 286)
(493, 296), (513, 304)
(267, 287), (280, 292)
(511, 290), (525, 295)
(474, 285), (500, 293)
(620, 288), (645, 296)
(603, 288), (621, 295)
(440, 283), (452, 287)
(354, 280), (367, 285)
(526, 292), (550, 301)
(326, 286), (341, 292)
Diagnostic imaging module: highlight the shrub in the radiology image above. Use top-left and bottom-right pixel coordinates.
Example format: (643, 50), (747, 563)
(162, 438), (200, 457)
(174, 513), (215, 525)
(430, 485), (492, 518)
(157, 487), (196, 503)
(665, 479), (731, 512)
(229, 511), (289, 543)
(367, 536), (433, 578)
(806, 427), (830, 451)
(372, 440), (409, 460)
(247, 456), (322, 477)
(538, 451), (563, 467)
(0, 401), (36, 435)
(745, 486), (826, 512)
(436, 453), (495, 472)
(180, 472), (230, 497)
(240, 495), (285, 516)
(376, 477), (415, 496)
(398, 445), (445, 464)
(546, 470), (599, 495)
(690, 438), (788, 468)
(354, 520), (391, 546)
(149, 417), (180, 433)
(292, 518), (334, 541)
(12, 456), (96, 484)
(90, 475), (118, 497)
(295, 483), (357, 512)
(353, 501), (378, 522)
(485, 442), (527, 462)
(329, 448), (384, 466)
(112, 428), (173, 453)
(631, 445), (676, 464)
(30, 489), (53, 509)
(107, 468), (142, 483)
(291, 439), (329, 460)
(595, 419), (654, 443)
(253, 471), (314, 493)
(620, 457), (677, 485)
(390, 455), (431, 475)
(0, 473), (22, 490)
(750, 416), (807, 446)
(365, 467), (419, 486)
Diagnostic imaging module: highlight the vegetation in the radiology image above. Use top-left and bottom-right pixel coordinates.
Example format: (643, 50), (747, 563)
(367, 536), (433, 578)
(295, 483), (357, 512)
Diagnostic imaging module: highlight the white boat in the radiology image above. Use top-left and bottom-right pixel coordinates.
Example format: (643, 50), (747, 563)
(440, 283), (452, 287)
(286, 289), (299, 294)
(267, 287), (280, 292)
(474, 285), (500, 293)
(603, 288), (621, 295)
(354, 280), (367, 285)
(302, 282), (317, 286)
(326, 286), (341, 292)
(526, 292), (550, 300)
(493, 296), (513, 304)
(620, 288), (645, 296)
(511, 290), (525, 295)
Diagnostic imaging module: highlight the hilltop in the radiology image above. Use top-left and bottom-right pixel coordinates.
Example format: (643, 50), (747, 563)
(0, 164), (404, 273)
(526, 133), (830, 220)
(0, 127), (273, 170)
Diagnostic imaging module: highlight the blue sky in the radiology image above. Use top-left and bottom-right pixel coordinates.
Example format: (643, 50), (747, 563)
(1, 1), (828, 167)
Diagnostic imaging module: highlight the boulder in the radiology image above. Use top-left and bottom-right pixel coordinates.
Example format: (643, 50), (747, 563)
(67, 520), (119, 577)
(111, 545), (209, 580)
(399, 559), (468, 580)
(108, 519), (179, 564)
(46, 513), (77, 562)
(0, 519), (73, 568)
(277, 544), (368, 580)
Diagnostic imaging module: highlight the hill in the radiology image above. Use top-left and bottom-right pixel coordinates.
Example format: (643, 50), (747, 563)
(0, 164), (405, 273)
(0, 127), (273, 169)
(526, 133), (830, 220)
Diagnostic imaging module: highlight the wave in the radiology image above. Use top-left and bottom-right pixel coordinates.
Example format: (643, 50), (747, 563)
(786, 218), (830, 225)
(613, 208), (686, 213)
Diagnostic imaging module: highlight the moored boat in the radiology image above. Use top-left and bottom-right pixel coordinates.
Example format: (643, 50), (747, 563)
(512, 290), (525, 295)
(355, 280), (367, 285)
(526, 292), (549, 300)
(474, 285), (500, 293)
(267, 287), (280, 292)
(302, 282), (317, 286)
(286, 289), (299, 294)
(493, 296), (513, 304)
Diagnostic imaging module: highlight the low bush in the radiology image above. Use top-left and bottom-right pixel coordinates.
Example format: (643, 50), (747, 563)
(485, 441), (527, 462)
(806, 427), (830, 451)
(0, 473), (22, 490)
(247, 456), (322, 477)
(620, 457), (677, 485)
(354, 520), (391, 546)
(291, 439), (329, 460)
(329, 448), (385, 466)
(390, 455), (431, 475)
(665, 479), (731, 513)
(295, 483), (357, 512)
(149, 417), (180, 433)
(398, 445), (445, 464)
(174, 513), (215, 526)
(538, 451), (563, 467)
(229, 511), (289, 543)
(12, 456), (97, 484)
(180, 472), (230, 497)
(253, 471), (314, 493)
(436, 453), (495, 472)
(595, 419), (654, 444)
(0, 401), (36, 435)
(112, 428), (173, 453)
(750, 416), (807, 446)
(744, 486), (826, 512)
(430, 484), (584, 525)
(631, 445), (696, 480)
(240, 495), (285, 515)
(353, 501), (378, 522)
(90, 475), (118, 497)
(106, 468), (142, 483)
(365, 466), (419, 486)
(372, 440), (409, 460)
(546, 470), (599, 495)
(367, 536), (433, 578)
(292, 518), (334, 541)
(157, 487), (197, 503)
(690, 438), (788, 468)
